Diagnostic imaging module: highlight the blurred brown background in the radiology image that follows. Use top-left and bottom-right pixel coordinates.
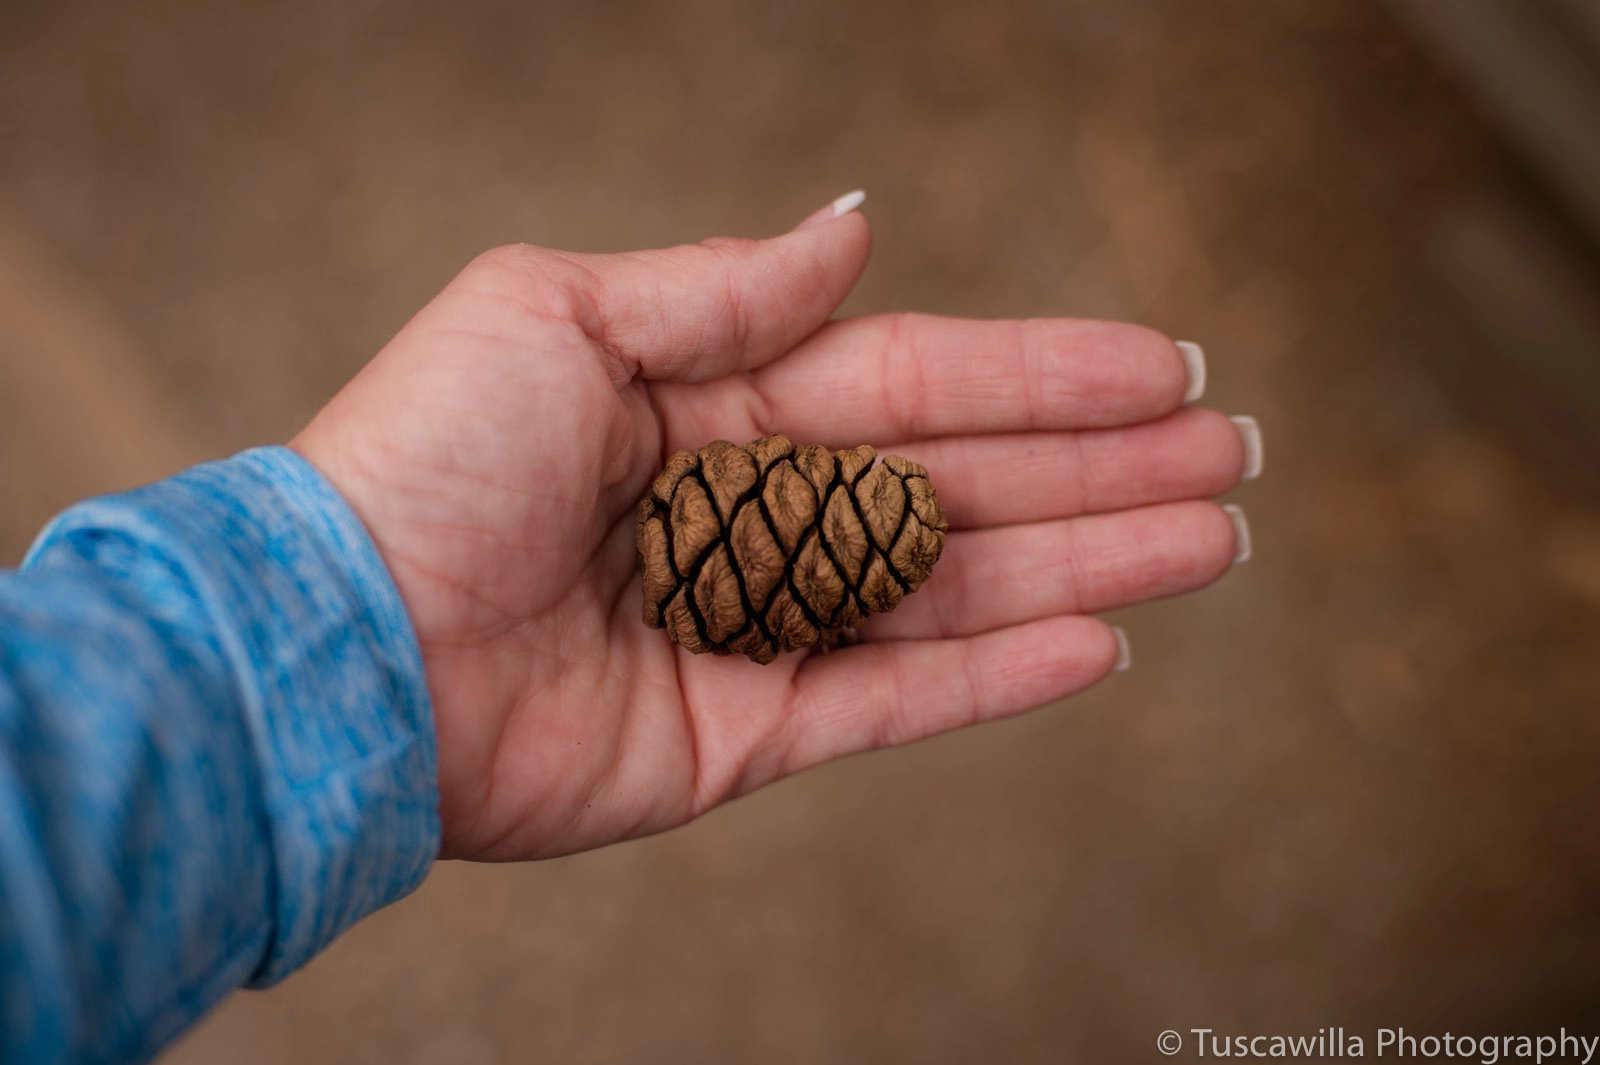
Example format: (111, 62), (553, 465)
(5, 0), (1600, 1061)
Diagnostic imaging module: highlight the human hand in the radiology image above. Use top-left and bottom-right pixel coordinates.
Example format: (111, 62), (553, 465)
(290, 194), (1253, 861)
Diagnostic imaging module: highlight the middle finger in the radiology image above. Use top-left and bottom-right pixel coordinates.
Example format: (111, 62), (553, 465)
(892, 407), (1251, 530)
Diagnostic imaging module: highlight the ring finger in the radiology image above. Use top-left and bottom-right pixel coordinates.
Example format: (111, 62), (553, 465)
(859, 499), (1244, 641)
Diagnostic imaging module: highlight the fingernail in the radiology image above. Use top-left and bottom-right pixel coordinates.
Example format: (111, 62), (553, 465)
(796, 189), (867, 230)
(1222, 504), (1252, 563)
(1111, 626), (1132, 672)
(1230, 415), (1263, 479)
(1177, 341), (1206, 403)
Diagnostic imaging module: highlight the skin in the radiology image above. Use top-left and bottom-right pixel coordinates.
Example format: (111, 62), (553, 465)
(290, 208), (1247, 862)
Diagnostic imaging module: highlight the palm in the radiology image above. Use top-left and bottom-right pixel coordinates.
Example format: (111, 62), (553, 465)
(293, 220), (1249, 861)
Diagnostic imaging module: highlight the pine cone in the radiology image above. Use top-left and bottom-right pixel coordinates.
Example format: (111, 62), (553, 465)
(636, 434), (949, 664)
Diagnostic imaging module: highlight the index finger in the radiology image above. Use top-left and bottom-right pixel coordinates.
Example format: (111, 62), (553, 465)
(748, 314), (1203, 447)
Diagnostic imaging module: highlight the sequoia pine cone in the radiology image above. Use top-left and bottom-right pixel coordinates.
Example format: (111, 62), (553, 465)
(636, 434), (949, 663)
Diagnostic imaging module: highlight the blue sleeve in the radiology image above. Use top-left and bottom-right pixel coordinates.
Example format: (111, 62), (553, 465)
(0, 446), (440, 1064)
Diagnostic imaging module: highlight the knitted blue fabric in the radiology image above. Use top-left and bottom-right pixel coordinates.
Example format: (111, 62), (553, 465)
(0, 447), (439, 1063)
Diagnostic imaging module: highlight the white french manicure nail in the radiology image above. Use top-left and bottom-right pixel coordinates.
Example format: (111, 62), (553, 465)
(831, 189), (867, 217)
(1111, 626), (1132, 672)
(795, 189), (868, 230)
(1177, 341), (1206, 403)
(1222, 504), (1252, 563)
(1230, 415), (1263, 480)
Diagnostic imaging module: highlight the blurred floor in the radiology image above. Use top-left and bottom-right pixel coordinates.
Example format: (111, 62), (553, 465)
(4, 0), (1600, 1061)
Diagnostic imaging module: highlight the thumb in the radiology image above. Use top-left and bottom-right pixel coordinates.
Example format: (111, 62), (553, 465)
(561, 191), (872, 383)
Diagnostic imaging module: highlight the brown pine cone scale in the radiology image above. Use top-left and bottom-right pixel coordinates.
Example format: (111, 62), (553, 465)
(636, 434), (949, 663)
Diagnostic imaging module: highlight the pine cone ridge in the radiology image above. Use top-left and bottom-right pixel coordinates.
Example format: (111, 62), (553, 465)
(636, 434), (949, 664)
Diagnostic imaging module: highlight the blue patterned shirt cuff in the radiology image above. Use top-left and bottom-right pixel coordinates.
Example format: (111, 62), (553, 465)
(24, 446), (440, 985)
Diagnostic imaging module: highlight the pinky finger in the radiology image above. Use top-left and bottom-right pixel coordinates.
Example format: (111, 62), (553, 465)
(772, 616), (1121, 779)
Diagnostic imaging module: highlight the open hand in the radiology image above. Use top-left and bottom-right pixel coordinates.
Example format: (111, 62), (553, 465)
(290, 195), (1253, 861)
